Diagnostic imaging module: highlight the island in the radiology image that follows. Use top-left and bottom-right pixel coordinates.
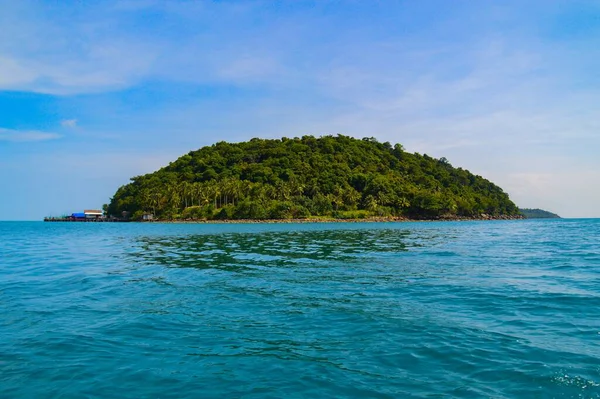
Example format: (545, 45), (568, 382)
(519, 208), (561, 219)
(107, 135), (522, 221)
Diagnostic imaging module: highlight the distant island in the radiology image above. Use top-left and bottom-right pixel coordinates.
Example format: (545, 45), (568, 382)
(107, 135), (522, 221)
(519, 208), (561, 219)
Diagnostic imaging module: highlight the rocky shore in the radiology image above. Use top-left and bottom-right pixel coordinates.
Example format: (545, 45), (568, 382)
(141, 214), (524, 224)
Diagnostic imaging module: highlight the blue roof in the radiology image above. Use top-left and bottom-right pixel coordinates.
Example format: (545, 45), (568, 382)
(72, 212), (86, 218)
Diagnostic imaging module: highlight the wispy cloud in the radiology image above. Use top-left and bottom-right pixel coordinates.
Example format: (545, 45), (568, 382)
(0, 128), (61, 142)
(0, 1), (159, 95)
(0, 56), (38, 86)
(61, 119), (77, 128)
(0, 1), (285, 95)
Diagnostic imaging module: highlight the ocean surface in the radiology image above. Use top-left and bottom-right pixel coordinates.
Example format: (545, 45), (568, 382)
(1, 219), (599, 398)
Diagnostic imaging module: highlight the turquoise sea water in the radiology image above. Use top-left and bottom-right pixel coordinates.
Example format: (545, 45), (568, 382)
(1, 219), (599, 398)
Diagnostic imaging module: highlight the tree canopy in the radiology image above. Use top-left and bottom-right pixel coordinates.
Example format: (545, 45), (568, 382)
(107, 135), (520, 220)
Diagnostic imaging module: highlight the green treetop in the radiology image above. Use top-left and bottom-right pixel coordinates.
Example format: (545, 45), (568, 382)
(107, 135), (520, 220)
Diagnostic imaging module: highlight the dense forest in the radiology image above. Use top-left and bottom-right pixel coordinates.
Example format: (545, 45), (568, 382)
(107, 135), (521, 220)
(519, 208), (560, 219)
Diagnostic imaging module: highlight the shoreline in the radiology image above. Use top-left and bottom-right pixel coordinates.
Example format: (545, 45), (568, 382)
(139, 215), (524, 224)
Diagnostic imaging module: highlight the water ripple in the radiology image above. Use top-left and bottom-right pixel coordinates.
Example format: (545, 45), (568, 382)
(1, 220), (599, 398)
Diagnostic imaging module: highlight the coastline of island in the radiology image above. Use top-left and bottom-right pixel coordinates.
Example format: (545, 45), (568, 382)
(137, 214), (524, 224)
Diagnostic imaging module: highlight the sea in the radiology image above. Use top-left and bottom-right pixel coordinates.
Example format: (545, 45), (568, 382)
(1, 219), (599, 398)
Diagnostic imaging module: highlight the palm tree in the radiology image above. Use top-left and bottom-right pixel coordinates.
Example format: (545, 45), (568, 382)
(180, 181), (190, 208)
(364, 195), (378, 212)
(276, 181), (291, 201)
(230, 179), (242, 206)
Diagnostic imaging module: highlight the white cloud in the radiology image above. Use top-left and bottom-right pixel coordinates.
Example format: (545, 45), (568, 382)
(61, 119), (77, 128)
(0, 56), (38, 86)
(0, 1), (289, 94)
(0, 44), (158, 95)
(0, 1), (159, 95)
(218, 55), (284, 82)
(0, 128), (61, 142)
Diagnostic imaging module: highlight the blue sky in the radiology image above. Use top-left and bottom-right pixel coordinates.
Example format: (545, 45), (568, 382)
(1, 0), (599, 220)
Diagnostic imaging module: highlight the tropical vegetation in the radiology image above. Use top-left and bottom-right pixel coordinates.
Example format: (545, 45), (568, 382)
(107, 135), (520, 220)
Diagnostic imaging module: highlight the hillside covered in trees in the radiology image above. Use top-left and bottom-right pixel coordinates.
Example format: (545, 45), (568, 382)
(107, 135), (520, 221)
(519, 208), (561, 219)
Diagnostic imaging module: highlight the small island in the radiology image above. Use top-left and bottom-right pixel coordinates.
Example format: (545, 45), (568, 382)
(519, 208), (561, 219)
(107, 135), (522, 222)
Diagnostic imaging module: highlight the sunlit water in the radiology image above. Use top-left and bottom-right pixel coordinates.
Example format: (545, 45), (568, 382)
(1, 220), (599, 398)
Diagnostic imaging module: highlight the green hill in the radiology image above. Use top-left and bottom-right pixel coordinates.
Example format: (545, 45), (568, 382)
(107, 135), (520, 221)
(519, 208), (561, 219)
